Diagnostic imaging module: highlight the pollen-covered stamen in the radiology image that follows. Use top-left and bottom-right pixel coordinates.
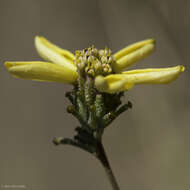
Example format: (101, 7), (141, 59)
(74, 45), (116, 77)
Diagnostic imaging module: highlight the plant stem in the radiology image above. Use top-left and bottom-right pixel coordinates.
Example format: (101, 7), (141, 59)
(97, 142), (120, 190)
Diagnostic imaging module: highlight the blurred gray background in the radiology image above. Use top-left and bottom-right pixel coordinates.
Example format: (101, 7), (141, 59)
(0, 0), (189, 190)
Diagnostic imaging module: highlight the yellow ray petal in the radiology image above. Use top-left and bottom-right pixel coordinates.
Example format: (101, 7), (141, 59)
(95, 65), (185, 93)
(114, 39), (155, 60)
(113, 39), (155, 72)
(35, 36), (76, 70)
(5, 61), (78, 83)
(122, 65), (185, 84)
(35, 36), (75, 61)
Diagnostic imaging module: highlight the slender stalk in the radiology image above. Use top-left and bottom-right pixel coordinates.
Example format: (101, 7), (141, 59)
(97, 142), (120, 190)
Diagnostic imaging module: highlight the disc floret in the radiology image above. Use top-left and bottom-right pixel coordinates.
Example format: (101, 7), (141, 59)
(74, 45), (115, 77)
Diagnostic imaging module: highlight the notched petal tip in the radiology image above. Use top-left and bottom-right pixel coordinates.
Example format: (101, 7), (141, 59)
(180, 65), (185, 72)
(4, 61), (29, 69)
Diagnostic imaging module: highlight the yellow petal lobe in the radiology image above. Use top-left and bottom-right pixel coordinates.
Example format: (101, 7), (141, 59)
(122, 65), (185, 85)
(5, 61), (78, 83)
(35, 36), (76, 71)
(113, 39), (155, 72)
(114, 39), (155, 60)
(95, 65), (184, 93)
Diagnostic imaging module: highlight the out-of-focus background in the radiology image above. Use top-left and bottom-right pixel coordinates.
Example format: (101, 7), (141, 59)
(0, 0), (189, 190)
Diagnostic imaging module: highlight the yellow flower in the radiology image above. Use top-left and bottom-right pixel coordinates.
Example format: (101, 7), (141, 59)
(5, 36), (185, 93)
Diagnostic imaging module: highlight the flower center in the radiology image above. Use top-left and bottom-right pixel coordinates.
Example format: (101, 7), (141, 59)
(74, 45), (115, 77)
